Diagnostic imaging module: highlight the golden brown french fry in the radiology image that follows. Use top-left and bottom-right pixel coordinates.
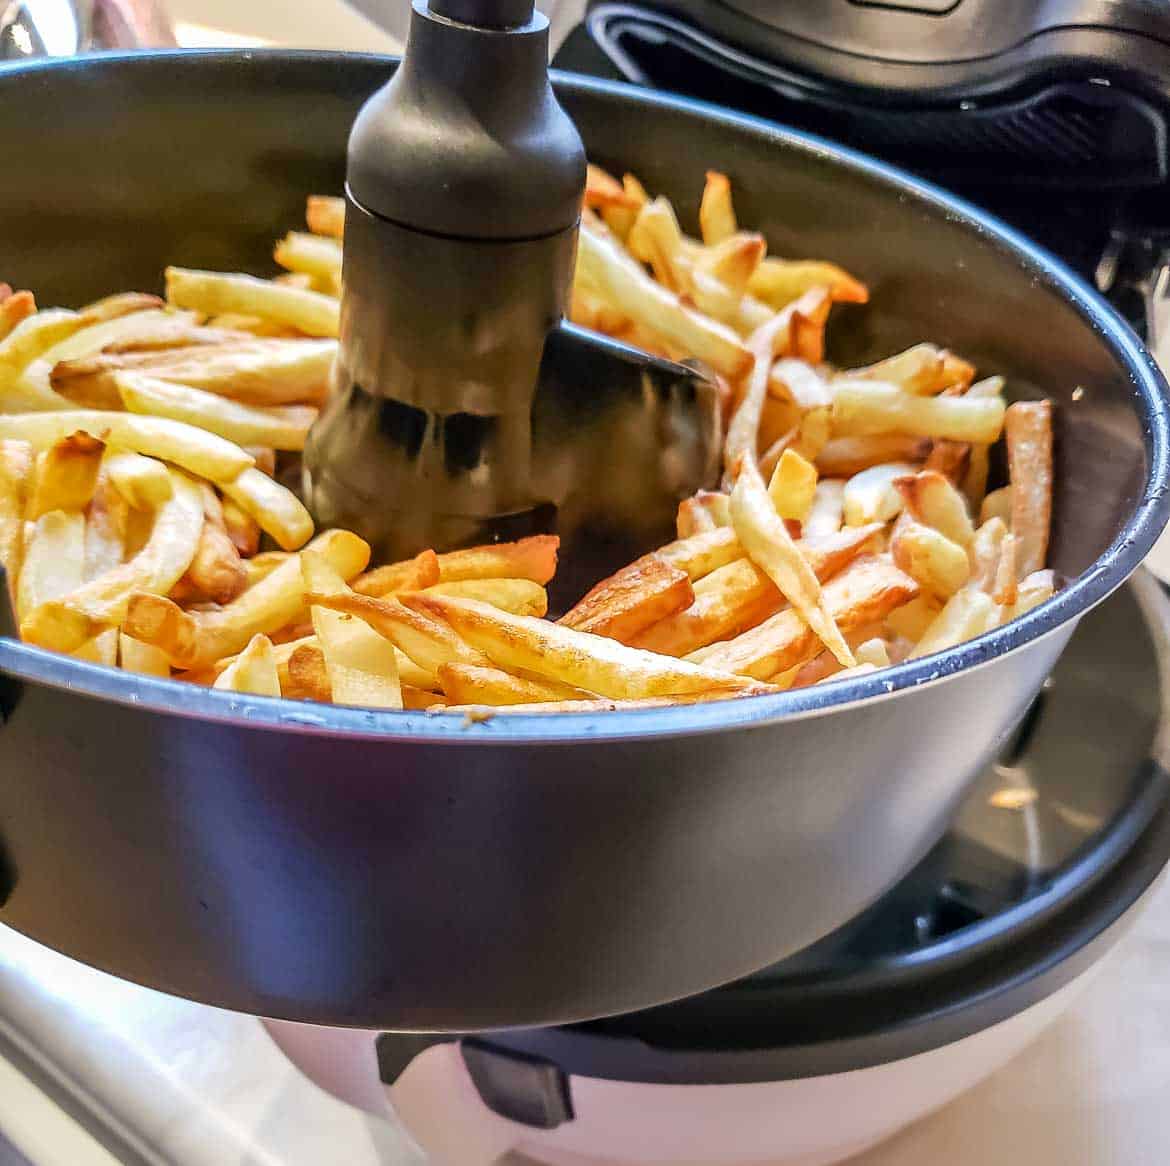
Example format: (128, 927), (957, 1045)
(218, 467), (314, 551)
(283, 641), (331, 701)
(435, 535), (559, 585)
(104, 449), (173, 510)
(909, 587), (996, 659)
(274, 232), (343, 292)
(123, 529), (370, 669)
(183, 483), (247, 605)
(405, 592), (773, 699)
(969, 517), (1008, 593)
(747, 258), (868, 309)
(893, 470), (975, 547)
(437, 662), (588, 707)
(980, 486), (1013, 527)
(307, 195), (345, 239)
(833, 380), (1005, 444)
(633, 524), (879, 658)
(924, 440), (970, 483)
(119, 632), (171, 676)
(962, 442), (991, 513)
(0, 290), (35, 340)
(422, 578), (549, 618)
(602, 172), (649, 239)
(575, 225), (752, 379)
(676, 491), (732, 538)
(842, 461), (919, 526)
(402, 684), (446, 710)
(0, 410), (254, 481)
(17, 510), (86, 621)
(699, 170), (737, 246)
(693, 556), (918, 679)
(221, 496), (261, 558)
(655, 526), (742, 581)
(585, 164), (639, 212)
(559, 555), (693, 643)
(891, 521), (970, 599)
(767, 449), (817, 521)
(20, 470), (204, 652)
(731, 457), (855, 666)
(309, 591), (490, 684)
(816, 434), (930, 477)
(993, 533), (1019, 607)
(214, 633), (281, 696)
(352, 549), (442, 597)
(1005, 400), (1053, 578)
(26, 432), (105, 519)
(804, 479), (845, 538)
(0, 439), (33, 598)
(166, 268), (340, 338)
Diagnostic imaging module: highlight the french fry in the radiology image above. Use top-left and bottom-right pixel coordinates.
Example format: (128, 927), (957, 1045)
(1005, 401), (1053, 577)
(17, 510), (86, 621)
(815, 434), (930, 477)
(218, 467), (314, 551)
(436, 536), (559, 585)
(78, 292), (164, 324)
(893, 470), (975, 548)
(924, 440), (970, 483)
(804, 479), (845, 538)
(440, 692), (756, 716)
(166, 267), (340, 338)
(768, 357), (833, 411)
(403, 684), (446, 710)
(405, 592), (773, 699)
(209, 632), (313, 681)
(115, 372), (317, 451)
(747, 258), (868, 309)
(676, 490), (732, 537)
(0, 410), (254, 481)
(628, 197), (690, 293)
(559, 554), (693, 643)
(123, 529), (370, 669)
(603, 172), (649, 240)
(969, 517), (1008, 593)
(214, 633), (281, 697)
(20, 470), (204, 652)
(655, 526), (742, 581)
(183, 482), (247, 605)
(697, 233), (767, 297)
(274, 232), (343, 293)
(437, 663), (588, 707)
(0, 439), (33, 598)
(767, 449), (817, 521)
(633, 524), (880, 658)
(844, 344), (945, 394)
(72, 627), (119, 667)
(730, 457), (855, 667)
(119, 632), (171, 677)
(833, 380), (1005, 444)
(699, 170), (737, 246)
(352, 549), (442, 597)
(885, 594), (942, 641)
(693, 556), (918, 679)
(37, 309), (201, 368)
(980, 486), (1013, 527)
(891, 521), (970, 599)
(307, 195), (345, 239)
(422, 578), (549, 618)
(0, 289), (35, 340)
(83, 474), (127, 582)
(104, 449), (173, 510)
(909, 587), (996, 659)
(992, 533), (1019, 607)
(575, 225), (752, 379)
(284, 640), (331, 701)
(842, 462), (919, 526)
(0, 310), (84, 410)
(26, 432), (105, 518)
(585, 164), (639, 212)
(1000, 569), (1056, 623)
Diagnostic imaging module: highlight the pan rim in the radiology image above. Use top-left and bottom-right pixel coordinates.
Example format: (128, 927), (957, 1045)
(0, 48), (1167, 745)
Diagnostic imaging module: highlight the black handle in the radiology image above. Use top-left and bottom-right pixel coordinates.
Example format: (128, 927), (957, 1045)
(429, 0), (535, 29)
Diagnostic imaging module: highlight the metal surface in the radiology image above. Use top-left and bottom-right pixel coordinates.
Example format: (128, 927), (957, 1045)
(0, 52), (1167, 1031)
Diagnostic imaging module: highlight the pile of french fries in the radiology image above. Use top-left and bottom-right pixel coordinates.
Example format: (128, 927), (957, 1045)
(0, 166), (1055, 715)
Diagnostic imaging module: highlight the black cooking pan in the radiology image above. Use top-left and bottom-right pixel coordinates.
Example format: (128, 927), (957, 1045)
(0, 51), (1166, 1032)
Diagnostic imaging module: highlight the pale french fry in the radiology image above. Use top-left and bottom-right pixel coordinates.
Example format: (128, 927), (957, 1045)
(842, 461), (919, 526)
(0, 309), (82, 397)
(118, 632), (171, 677)
(628, 197), (690, 293)
(221, 496), (261, 558)
(0, 439), (33, 598)
(804, 479), (845, 538)
(696, 233), (767, 297)
(767, 449), (817, 521)
(78, 292), (164, 324)
(1005, 400), (1053, 578)
(20, 470), (204, 652)
(909, 587), (997, 659)
(214, 633), (281, 697)
(655, 526), (742, 581)
(575, 225), (752, 379)
(855, 638), (891, 669)
(352, 549), (442, 597)
(602, 172), (649, 239)
(17, 510), (86, 621)
(72, 627), (119, 666)
(969, 517), (1008, 593)
(747, 258), (868, 309)
(435, 536), (559, 585)
(104, 449), (173, 510)
(183, 483), (247, 605)
(274, 232), (343, 292)
(893, 470), (975, 547)
(980, 485), (1013, 527)
(1000, 569), (1056, 623)
(166, 267), (340, 338)
(816, 433), (930, 479)
(676, 491), (732, 537)
(438, 663), (588, 707)
(37, 309), (200, 368)
(768, 357), (833, 411)
(26, 432), (105, 518)
(123, 528), (370, 669)
(422, 578), (549, 618)
(0, 411), (254, 481)
(206, 313), (299, 338)
(891, 521), (970, 599)
(405, 592), (772, 699)
(693, 556), (918, 679)
(885, 594), (942, 641)
(633, 524), (880, 657)
(844, 344), (944, 394)
(833, 380), (1005, 444)
(115, 372), (317, 451)
(83, 474), (127, 581)
(209, 632), (313, 680)
(218, 466), (314, 551)
(699, 170), (737, 246)
(730, 457), (855, 667)
(307, 195), (345, 238)
(559, 555), (693, 643)
(308, 591), (490, 685)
